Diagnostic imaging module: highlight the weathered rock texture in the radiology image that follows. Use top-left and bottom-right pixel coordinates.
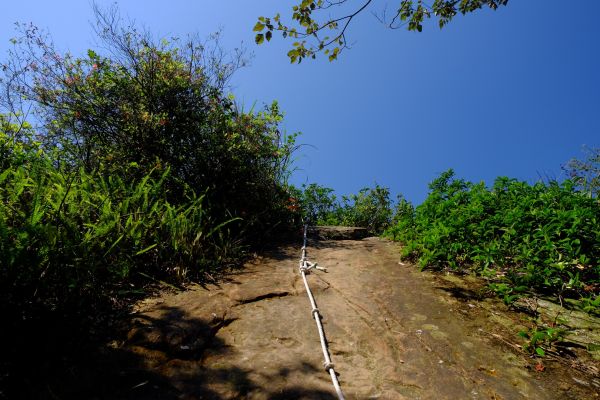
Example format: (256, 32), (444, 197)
(106, 238), (599, 399)
(308, 225), (369, 240)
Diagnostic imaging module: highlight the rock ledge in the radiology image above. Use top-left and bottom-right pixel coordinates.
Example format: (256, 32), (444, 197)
(308, 225), (369, 240)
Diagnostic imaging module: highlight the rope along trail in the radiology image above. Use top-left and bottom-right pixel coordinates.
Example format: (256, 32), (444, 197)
(299, 225), (346, 400)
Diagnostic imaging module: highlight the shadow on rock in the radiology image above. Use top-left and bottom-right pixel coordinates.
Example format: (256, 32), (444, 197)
(0, 304), (233, 399)
(267, 387), (338, 400)
(1, 302), (341, 399)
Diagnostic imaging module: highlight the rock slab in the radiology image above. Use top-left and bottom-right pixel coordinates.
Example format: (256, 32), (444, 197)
(308, 225), (369, 240)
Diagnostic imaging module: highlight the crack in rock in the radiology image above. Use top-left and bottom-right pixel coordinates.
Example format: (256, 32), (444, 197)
(233, 291), (292, 306)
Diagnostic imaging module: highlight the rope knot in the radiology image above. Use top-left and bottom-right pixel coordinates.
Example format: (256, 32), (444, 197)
(311, 307), (320, 318)
(323, 361), (335, 372)
(299, 260), (320, 274)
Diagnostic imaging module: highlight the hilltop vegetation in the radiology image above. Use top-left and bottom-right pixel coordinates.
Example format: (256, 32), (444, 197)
(385, 168), (600, 312)
(293, 155), (600, 315)
(0, 8), (302, 336)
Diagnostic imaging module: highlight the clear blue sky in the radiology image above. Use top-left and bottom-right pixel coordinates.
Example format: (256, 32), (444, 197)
(2, 1), (599, 204)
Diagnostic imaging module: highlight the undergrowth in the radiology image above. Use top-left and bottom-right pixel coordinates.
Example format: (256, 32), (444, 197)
(384, 169), (600, 312)
(291, 183), (393, 234)
(0, 10), (300, 395)
(0, 4), (300, 359)
(0, 130), (239, 320)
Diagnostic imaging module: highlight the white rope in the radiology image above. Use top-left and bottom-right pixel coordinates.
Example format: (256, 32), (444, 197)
(299, 224), (346, 400)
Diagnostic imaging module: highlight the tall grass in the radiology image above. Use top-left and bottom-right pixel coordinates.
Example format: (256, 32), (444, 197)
(0, 133), (238, 318)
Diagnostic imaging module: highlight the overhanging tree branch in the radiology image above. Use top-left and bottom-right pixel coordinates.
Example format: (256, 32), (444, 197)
(255, 0), (509, 63)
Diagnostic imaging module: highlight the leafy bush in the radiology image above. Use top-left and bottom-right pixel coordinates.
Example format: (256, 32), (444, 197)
(292, 183), (339, 224)
(338, 185), (393, 234)
(2, 10), (297, 245)
(518, 326), (566, 357)
(385, 169), (600, 303)
(293, 183), (393, 234)
(0, 128), (237, 318)
(0, 7), (301, 394)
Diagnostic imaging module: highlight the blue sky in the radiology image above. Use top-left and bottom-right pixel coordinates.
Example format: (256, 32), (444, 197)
(1, 1), (599, 203)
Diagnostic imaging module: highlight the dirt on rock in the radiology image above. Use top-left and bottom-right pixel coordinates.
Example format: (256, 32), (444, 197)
(102, 236), (599, 399)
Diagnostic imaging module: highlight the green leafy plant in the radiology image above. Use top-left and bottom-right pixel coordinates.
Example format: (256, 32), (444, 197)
(296, 183), (339, 224)
(339, 185), (393, 234)
(0, 6), (306, 395)
(578, 295), (600, 316)
(385, 169), (600, 307)
(255, 0), (509, 63)
(518, 326), (565, 357)
(563, 146), (600, 198)
(294, 183), (394, 234)
(0, 4), (302, 328)
(2, 7), (299, 246)
(0, 130), (239, 317)
(488, 283), (527, 306)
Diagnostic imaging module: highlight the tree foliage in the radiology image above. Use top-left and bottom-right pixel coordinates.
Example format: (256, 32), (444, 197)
(293, 183), (393, 234)
(1, 5), (299, 242)
(563, 146), (600, 198)
(0, 124), (237, 318)
(0, 5), (302, 324)
(255, 0), (509, 63)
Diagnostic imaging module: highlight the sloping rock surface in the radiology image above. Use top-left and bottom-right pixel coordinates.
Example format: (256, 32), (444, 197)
(107, 238), (598, 399)
(308, 225), (369, 240)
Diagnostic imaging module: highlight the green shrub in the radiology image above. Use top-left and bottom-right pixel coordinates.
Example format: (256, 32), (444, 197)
(0, 8), (301, 393)
(0, 129), (237, 318)
(294, 183), (338, 224)
(338, 185), (393, 234)
(385, 169), (600, 302)
(2, 12), (297, 246)
(294, 183), (393, 234)
(563, 146), (600, 198)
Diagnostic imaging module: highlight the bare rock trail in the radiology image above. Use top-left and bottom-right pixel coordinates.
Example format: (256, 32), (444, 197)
(115, 236), (599, 399)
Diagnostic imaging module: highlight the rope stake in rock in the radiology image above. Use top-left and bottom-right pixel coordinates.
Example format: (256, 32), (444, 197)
(299, 224), (346, 400)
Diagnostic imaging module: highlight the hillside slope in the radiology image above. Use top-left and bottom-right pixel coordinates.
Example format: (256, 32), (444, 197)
(83, 235), (597, 399)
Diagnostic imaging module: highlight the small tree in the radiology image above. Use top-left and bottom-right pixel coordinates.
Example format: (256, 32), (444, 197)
(341, 184), (392, 234)
(1, 5), (299, 240)
(299, 183), (338, 224)
(563, 147), (600, 198)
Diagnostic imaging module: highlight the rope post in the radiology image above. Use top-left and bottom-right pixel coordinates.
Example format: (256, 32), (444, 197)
(299, 224), (346, 400)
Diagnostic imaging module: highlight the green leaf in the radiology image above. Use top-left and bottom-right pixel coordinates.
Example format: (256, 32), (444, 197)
(535, 347), (545, 357)
(103, 234), (124, 257)
(517, 331), (529, 339)
(135, 243), (158, 256)
(253, 22), (265, 32)
(255, 34), (265, 44)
